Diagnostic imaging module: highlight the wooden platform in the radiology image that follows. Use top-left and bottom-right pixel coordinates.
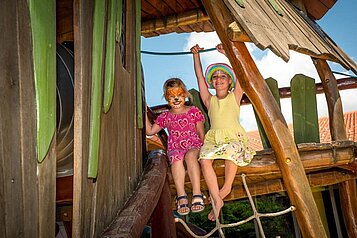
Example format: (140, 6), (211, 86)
(166, 140), (357, 207)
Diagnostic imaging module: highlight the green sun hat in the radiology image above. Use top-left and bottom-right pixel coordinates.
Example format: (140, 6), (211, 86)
(205, 63), (237, 89)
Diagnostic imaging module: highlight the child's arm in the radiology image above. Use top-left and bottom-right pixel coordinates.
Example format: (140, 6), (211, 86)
(191, 44), (212, 109)
(196, 121), (205, 142)
(216, 43), (244, 103)
(146, 111), (162, 136)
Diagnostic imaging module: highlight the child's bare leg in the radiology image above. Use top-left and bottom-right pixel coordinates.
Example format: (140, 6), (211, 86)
(171, 160), (189, 214)
(185, 149), (204, 212)
(185, 149), (201, 195)
(200, 159), (224, 221)
(219, 160), (238, 199)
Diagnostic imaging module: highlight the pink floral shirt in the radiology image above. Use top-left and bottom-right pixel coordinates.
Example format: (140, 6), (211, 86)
(155, 106), (204, 164)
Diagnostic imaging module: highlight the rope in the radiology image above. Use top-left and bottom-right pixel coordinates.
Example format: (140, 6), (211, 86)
(175, 173), (296, 238)
(141, 47), (216, 55)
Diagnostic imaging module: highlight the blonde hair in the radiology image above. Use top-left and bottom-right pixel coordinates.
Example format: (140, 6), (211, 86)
(163, 78), (193, 103)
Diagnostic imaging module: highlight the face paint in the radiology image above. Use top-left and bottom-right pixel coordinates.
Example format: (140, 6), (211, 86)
(165, 87), (186, 109)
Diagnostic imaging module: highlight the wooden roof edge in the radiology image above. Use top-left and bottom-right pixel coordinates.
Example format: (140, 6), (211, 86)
(294, 9), (357, 75)
(141, 8), (210, 36)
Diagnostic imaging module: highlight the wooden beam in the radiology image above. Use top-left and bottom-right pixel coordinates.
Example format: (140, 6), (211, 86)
(313, 58), (357, 238)
(168, 140), (355, 184)
(141, 9), (209, 35)
(151, 176), (176, 238)
(102, 150), (168, 237)
(201, 0), (327, 236)
(168, 171), (357, 208)
(150, 77), (357, 112)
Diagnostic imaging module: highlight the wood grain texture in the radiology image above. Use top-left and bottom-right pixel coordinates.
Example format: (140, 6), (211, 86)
(313, 58), (357, 238)
(72, 0), (144, 236)
(202, 0), (327, 236)
(102, 150), (168, 237)
(1, 1), (55, 237)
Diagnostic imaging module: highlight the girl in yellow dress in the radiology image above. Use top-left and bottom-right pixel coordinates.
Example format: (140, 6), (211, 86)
(191, 43), (256, 221)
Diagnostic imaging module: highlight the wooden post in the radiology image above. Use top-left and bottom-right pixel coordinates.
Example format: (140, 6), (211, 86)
(151, 176), (177, 238)
(313, 58), (357, 238)
(201, 0), (326, 237)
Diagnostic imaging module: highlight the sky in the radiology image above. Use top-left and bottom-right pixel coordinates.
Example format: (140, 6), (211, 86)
(141, 1), (357, 131)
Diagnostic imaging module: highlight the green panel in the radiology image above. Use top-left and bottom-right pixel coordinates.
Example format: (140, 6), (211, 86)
(88, 0), (106, 178)
(29, 0), (56, 162)
(136, 0), (143, 128)
(291, 74), (320, 144)
(267, 0), (283, 16)
(189, 89), (210, 133)
(254, 78), (280, 149)
(103, 0), (117, 113)
(235, 0), (245, 8)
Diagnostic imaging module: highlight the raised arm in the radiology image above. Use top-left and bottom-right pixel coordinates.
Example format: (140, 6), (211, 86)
(216, 43), (244, 104)
(190, 44), (212, 109)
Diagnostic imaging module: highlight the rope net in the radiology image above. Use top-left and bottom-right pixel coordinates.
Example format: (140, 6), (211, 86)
(175, 173), (296, 238)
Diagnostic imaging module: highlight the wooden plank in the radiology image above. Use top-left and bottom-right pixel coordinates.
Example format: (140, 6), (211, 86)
(313, 58), (357, 238)
(102, 150), (168, 237)
(338, 179), (357, 238)
(201, 1), (327, 236)
(291, 74), (320, 143)
(1, 1), (56, 237)
(136, 0), (143, 128)
(151, 177), (177, 238)
(168, 141), (356, 185)
(169, 171), (357, 208)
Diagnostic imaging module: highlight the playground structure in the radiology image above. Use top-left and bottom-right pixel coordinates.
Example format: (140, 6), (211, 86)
(1, 0), (356, 237)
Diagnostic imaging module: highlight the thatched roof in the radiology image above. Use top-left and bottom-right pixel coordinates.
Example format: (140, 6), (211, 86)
(141, 0), (357, 74)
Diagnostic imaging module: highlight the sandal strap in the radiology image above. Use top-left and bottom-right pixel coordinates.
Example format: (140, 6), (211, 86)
(177, 203), (189, 209)
(176, 195), (188, 201)
(192, 201), (205, 206)
(192, 194), (206, 200)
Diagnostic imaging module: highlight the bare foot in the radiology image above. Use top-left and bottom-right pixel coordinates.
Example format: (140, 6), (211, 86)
(208, 198), (224, 221)
(219, 187), (231, 200)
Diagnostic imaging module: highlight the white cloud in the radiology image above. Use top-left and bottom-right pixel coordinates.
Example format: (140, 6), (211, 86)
(184, 32), (357, 132)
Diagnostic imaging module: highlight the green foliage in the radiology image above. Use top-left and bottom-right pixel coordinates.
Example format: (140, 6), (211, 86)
(188, 194), (295, 237)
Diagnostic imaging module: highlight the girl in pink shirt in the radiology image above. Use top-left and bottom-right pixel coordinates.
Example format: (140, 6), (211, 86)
(146, 78), (206, 216)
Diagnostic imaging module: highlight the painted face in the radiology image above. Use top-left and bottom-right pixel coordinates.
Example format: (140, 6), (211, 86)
(211, 70), (232, 90)
(165, 87), (186, 109)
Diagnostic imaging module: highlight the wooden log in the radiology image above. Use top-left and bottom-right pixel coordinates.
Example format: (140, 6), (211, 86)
(338, 179), (357, 237)
(141, 9), (209, 35)
(101, 150), (168, 237)
(168, 141), (355, 184)
(201, 0), (327, 236)
(150, 77), (357, 112)
(151, 176), (176, 238)
(313, 58), (357, 238)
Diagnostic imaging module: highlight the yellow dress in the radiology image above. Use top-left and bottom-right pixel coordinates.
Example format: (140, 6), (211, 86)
(200, 93), (256, 166)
